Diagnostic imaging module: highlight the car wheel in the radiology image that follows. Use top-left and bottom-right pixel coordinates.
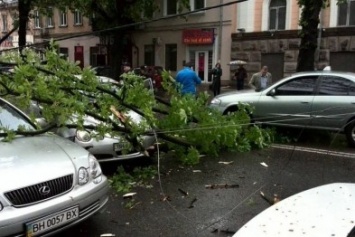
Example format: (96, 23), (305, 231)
(223, 106), (254, 124)
(345, 120), (355, 148)
(223, 106), (238, 115)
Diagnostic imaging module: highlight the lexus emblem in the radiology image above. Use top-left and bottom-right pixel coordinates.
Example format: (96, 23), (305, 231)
(39, 186), (51, 195)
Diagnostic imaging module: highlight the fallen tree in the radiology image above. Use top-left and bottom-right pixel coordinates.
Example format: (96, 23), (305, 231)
(0, 44), (273, 165)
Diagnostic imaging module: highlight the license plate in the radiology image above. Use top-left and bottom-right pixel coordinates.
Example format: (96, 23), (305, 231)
(113, 142), (126, 151)
(26, 206), (79, 237)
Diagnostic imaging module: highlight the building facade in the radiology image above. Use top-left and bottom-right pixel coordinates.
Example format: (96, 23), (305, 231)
(0, 1), (103, 68)
(32, 8), (103, 68)
(232, 0), (355, 83)
(131, 0), (236, 84)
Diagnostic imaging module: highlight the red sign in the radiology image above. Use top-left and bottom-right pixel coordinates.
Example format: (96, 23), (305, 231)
(182, 29), (214, 45)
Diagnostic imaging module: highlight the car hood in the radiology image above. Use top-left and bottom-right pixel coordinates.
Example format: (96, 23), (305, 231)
(216, 89), (258, 98)
(81, 110), (143, 126)
(233, 183), (355, 237)
(0, 134), (89, 192)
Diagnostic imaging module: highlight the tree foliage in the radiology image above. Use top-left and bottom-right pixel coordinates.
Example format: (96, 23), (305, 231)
(0, 45), (273, 164)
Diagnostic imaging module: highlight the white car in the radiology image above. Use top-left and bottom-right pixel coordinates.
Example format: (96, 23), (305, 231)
(0, 97), (109, 237)
(30, 76), (156, 163)
(233, 183), (355, 237)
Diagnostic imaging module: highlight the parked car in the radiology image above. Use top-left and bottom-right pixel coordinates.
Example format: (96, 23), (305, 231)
(0, 97), (109, 237)
(133, 66), (164, 91)
(29, 76), (157, 163)
(92, 66), (115, 79)
(233, 183), (355, 237)
(209, 70), (355, 147)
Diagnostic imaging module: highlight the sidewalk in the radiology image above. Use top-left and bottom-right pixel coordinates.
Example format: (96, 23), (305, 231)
(197, 84), (236, 97)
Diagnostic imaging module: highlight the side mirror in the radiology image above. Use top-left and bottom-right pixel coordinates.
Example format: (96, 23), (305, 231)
(267, 89), (276, 96)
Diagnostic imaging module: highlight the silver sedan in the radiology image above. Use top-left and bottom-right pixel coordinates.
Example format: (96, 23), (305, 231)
(210, 70), (355, 147)
(0, 97), (109, 237)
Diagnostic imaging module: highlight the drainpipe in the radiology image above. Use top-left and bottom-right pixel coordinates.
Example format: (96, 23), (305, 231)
(315, 9), (323, 70)
(218, 0), (223, 62)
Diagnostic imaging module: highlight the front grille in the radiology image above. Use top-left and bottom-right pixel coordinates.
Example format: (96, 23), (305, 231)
(4, 174), (73, 206)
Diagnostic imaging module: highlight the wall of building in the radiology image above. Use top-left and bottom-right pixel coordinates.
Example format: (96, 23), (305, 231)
(132, 0), (236, 85)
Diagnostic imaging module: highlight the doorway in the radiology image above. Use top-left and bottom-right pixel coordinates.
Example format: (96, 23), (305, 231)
(74, 46), (84, 69)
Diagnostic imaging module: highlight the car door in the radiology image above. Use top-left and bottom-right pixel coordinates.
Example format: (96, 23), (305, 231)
(310, 75), (355, 130)
(255, 75), (319, 127)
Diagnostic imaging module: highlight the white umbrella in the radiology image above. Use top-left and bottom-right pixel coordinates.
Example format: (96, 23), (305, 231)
(228, 60), (247, 65)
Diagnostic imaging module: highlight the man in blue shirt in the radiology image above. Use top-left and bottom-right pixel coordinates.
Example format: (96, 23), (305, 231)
(176, 62), (202, 96)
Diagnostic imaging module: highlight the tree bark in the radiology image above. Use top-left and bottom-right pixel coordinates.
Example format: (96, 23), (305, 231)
(296, 0), (325, 72)
(18, 0), (31, 52)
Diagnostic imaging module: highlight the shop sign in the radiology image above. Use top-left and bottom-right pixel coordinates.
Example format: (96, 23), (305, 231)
(182, 29), (214, 45)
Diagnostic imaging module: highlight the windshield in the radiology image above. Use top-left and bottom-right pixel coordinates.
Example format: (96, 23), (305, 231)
(0, 99), (35, 133)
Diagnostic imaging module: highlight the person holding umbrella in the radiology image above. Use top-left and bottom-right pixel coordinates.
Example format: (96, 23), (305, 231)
(234, 64), (248, 90)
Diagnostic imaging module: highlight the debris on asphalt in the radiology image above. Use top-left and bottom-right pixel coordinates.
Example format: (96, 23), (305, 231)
(178, 188), (189, 196)
(260, 162), (268, 167)
(260, 191), (280, 205)
(160, 194), (171, 202)
(211, 228), (236, 235)
(100, 234), (116, 237)
(205, 184), (239, 189)
(193, 170), (202, 173)
(123, 192), (137, 199)
(129, 201), (142, 209)
(188, 197), (198, 208)
(218, 161), (234, 165)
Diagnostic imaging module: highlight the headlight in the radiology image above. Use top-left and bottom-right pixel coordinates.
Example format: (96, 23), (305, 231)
(78, 167), (89, 185)
(89, 154), (102, 184)
(210, 98), (221, 105)
(76, 130), (92, 142)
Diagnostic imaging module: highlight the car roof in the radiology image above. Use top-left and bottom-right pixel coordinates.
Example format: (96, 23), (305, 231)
(291, 70), (355, 78)
(233, 183), (355, 237)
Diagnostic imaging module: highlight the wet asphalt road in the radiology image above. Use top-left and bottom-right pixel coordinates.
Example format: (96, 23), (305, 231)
(59, 135), (355, 237)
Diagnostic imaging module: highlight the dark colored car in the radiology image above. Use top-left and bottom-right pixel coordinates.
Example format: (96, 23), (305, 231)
(134, 66), (164, 91)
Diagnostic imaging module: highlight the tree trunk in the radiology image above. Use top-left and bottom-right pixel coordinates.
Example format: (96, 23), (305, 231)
(296, 0), (324, 72)
(18, 0), (31, 52)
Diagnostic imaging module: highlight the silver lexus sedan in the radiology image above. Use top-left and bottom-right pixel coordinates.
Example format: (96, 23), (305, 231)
(209, 70), (355, 147)
(0, 97), (109, 237)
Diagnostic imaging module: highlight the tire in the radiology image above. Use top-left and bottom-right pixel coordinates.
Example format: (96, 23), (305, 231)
(223, 106), (254, 125)
(345, 120), (355, 148)
(223, 107), (238, 115)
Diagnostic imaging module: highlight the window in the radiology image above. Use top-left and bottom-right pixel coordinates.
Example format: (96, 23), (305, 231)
(338, 0), (355, 26)
(47, 8), (53, 27)
(2, 14), (7, 32)
(59, 47), (68, 59)
(269, 0), (286, 30)
(275, 76), (318, 95)
(191, 0), (205, 10)
(144, 45), (155, 66)
(74, 9), (83, 25)
(34, 10), (40, 28)
(318, 76), (355, 96)
(59, 10), (67, 26)
(165, 0), (177, 15)
(165, 44), (177, 71)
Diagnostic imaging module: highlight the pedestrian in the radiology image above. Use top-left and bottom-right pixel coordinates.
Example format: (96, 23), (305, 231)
(121, 62), (131, 74)
(210, 63), (222, 96)
(175, 61), (202, 96)
(249, 65), (272, 92)
(234, 64), (248, 90)
(139, 65), (149, 78)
